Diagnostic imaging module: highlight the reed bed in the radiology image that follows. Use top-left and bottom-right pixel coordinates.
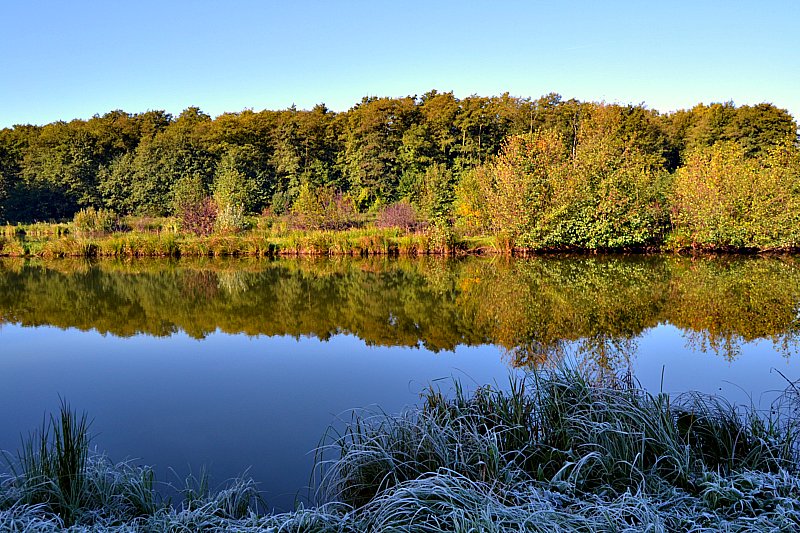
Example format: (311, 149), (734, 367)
(2, 368), (799, 531)
(0, 227), (470, 258)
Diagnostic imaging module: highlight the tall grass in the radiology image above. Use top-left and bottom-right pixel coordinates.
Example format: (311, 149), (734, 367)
(72, 208), (118, 235)
(11, 399), (90, 524)
(0, 225), (472, 257)
(3, 400), (158, 527)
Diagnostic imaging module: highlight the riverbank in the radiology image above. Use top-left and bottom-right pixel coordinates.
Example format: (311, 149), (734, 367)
(2, 224), (799, 258)
(0, 226), (488, 258)
(2, 369), (798, 531)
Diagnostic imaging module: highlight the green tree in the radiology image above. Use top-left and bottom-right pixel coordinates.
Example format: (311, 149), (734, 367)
(129, 108), (215, 215)
(417, 90), (460, 165)
(206, 109), (279, 212)
(563, 104), (670, 248)
(0, 173), (6, 220)
(97, 153), (137, 213)
(0, 140), (13, 220)
(212, 147), (262, 232)
(14, 122), (101, 220)
(291, 182), (326, 229)
(684, 102), (737, 152)
(270, 107), (303, 210)
(397, 122), (436, 202)
(297, 103), (344, 189)
(663, 102), (796, 163)
(418, 163), (456, 224)
(0, 126), (32, 221)
(725, 103), (797, 158)
(341, 96), (418, 207)
(212, 145), (270, 213)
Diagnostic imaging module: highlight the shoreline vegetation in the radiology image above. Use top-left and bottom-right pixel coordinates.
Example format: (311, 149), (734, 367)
(2, 222), (800, 259)
(2, 369), (799, 531)
(1, 92), (799, 256)
(0, 224), (480, 258)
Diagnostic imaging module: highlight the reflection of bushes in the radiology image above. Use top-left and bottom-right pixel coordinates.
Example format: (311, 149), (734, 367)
(0, 258), (486, 350)
(217, 270), (250, 296)
(668, 257), (800, 359)
(458, 257), (669, 369)
(1, 256), (800, 366)
(180, 270), (220, 301)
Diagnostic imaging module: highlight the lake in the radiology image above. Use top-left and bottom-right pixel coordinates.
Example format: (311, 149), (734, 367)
(1, 255), (799, 511)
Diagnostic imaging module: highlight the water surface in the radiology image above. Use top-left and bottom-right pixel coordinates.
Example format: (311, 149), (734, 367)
(1, 256), (798, 509)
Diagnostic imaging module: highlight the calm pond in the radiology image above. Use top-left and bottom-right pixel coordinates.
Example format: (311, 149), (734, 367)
(1, 255), (799, 510)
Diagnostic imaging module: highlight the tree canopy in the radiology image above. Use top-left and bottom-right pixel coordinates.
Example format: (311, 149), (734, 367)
(0, 93), (796, 232)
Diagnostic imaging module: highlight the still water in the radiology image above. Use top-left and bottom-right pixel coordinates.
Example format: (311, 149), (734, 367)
(1, 255), (799, 510)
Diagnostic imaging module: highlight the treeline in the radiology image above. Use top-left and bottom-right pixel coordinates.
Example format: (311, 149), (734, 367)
(0, 92), (797, 249)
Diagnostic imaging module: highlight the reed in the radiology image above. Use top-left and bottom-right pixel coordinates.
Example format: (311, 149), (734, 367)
(0, 225), (479, 258)
(8, 399), (90, 526)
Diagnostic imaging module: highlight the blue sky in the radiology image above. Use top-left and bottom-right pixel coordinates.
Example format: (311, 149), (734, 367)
(1, 0), (798, 128)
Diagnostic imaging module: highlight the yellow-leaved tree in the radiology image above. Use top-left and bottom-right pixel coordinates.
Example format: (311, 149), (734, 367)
(671, 141), (800, 249)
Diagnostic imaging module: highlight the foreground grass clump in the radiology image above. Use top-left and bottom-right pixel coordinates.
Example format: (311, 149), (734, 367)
(2, 369), (799, 531)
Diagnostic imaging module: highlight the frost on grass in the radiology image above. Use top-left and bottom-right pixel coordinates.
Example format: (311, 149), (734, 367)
(2, 369), (799, 531)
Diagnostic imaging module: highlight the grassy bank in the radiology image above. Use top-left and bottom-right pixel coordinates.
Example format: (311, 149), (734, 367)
(0, 225), (491, 258)
(2, 369), (799, 531)
(2, 221), (797, 259)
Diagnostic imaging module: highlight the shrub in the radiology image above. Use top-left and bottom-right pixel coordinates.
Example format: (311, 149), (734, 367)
(215, 203), (248, 233)
(671, 141), (800, 249)
(178, 197), (218, 236)
(418, 163), (456, 224)
(474, 132), (570, 250)
(374, 201), (420, 231)
(72, 207), (117, 234)
(454, 166), (492, 236)
(212, 146), (262, 214)
(291, 183), (358, 230)
(172, 175), (218, 236)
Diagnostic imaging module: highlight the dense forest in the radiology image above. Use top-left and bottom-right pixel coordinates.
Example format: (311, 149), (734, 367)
(1, 92), (798, 250)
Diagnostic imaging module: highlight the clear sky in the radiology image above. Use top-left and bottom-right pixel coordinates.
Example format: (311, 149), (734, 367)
(1, 0), (798, 128)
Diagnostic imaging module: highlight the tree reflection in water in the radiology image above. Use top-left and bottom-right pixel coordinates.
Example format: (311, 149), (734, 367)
(1, 255), (798, 374)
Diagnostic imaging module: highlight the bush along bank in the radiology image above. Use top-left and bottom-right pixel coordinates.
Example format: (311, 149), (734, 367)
(2, 368), (799, 531)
